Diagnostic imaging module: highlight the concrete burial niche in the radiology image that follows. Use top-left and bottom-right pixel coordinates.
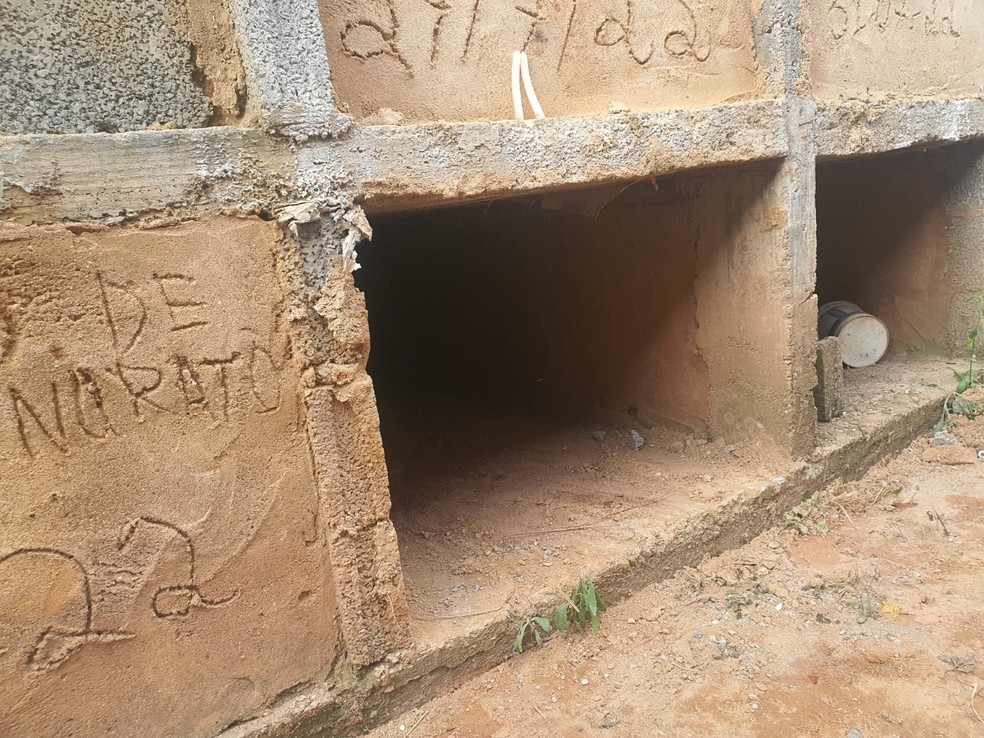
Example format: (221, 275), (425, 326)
(316, 0), (763, 122)
(355, 163), (803, 624)
(0, 220), (340, 737)
(804, 0), (984, 101)
(816, 141), (984, 357)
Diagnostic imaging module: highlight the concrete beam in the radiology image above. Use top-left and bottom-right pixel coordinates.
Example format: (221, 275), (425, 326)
(816, 98), (984, 160)
(0, 128), (291, 224)
(2, 102), (789, 222)
(299, 101), (789, 212)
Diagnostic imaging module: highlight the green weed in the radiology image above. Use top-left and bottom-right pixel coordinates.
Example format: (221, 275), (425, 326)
(555, 577), (607, 633)
(936, 297), (984, 432)
(513, 616), (552, 654)
(512, 577), (607, 654)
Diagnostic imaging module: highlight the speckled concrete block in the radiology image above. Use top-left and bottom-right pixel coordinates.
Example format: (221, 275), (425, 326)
(0, 0), (245, 134)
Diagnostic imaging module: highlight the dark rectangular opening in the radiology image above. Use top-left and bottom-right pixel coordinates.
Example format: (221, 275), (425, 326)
(355, 171), (777, 638)
(816, 145), (980, 355)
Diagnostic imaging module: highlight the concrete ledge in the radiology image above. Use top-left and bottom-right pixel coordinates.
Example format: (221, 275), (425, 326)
(218, 361), (950, 738)
(300, 100), (789, 212)
(0, 128), (291, 223)
(816, 97), (984, 160)
(2, 101), (786, 222)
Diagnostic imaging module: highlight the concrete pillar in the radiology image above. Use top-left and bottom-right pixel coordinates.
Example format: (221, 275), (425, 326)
(815, 336), (844, 421)
(226, 0), (351, 137)
(280, 212), (411, 669)
(691, 0), (819, 457)
(942, 143), (984, 350)
(693, 160), (817, 456)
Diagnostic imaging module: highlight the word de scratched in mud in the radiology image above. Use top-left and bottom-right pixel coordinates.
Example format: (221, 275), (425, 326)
(0, 271), (286, 460)
(826, 0), (960, 39)
(338, 0), (711, 74)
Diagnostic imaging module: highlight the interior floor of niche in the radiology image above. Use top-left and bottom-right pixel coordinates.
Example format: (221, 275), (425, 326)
(384, 393), (789, 647)
(388, 353), (955, 648)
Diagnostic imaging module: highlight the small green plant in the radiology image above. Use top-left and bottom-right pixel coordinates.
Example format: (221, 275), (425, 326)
(513, 616), (552, 654)
(512, 577), (607, 654)
(554, 577), (607, 633)
(936, 297), (984, 432)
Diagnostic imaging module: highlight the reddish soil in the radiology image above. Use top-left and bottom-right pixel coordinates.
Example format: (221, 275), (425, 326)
(369, 411), (984, 738)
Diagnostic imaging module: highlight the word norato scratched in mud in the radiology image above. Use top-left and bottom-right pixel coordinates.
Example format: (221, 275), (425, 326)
(0, 271), (285, 460)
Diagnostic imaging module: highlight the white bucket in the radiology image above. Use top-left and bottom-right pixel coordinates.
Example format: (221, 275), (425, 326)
(818, 301), (889, 368)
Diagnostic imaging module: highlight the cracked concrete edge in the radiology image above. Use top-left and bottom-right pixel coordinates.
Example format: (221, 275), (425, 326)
(815, 97), (984, 160)
(215, 385), (947, 738)
(226, 0), (353, 139)
(302, 100), (790, 211)
(0, 127), (294, 224)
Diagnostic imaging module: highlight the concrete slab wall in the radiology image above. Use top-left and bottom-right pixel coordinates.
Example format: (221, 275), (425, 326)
(0, 218), (342, 736)
(0, 0), (245, 134)
(317, 0), (765, 122)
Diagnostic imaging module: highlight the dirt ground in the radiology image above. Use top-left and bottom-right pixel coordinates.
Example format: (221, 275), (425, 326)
(368, 410), (984, 738)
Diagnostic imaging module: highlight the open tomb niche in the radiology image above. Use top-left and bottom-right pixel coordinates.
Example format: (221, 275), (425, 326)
(357, 181), (709, 504)
(354, 163), (795, 634)
(816, 142), (984, 355)
(355, 157), (795, 508)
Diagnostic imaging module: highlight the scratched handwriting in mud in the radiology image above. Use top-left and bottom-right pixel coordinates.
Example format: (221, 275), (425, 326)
(337, 0), (713, 75)
(827, 0), (959, 39)
(0, 271), (286, 460)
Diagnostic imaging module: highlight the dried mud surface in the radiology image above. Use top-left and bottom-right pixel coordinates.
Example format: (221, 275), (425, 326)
(384, 393), (789, 650)
(370, 402), (984, 737)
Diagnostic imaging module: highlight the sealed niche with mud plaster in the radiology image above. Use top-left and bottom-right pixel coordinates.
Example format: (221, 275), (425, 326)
(0, 219), (340, 738)
(317, 0), (762, 122)
(804, 0), (984, 101)
(355, 165), (796, 644)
